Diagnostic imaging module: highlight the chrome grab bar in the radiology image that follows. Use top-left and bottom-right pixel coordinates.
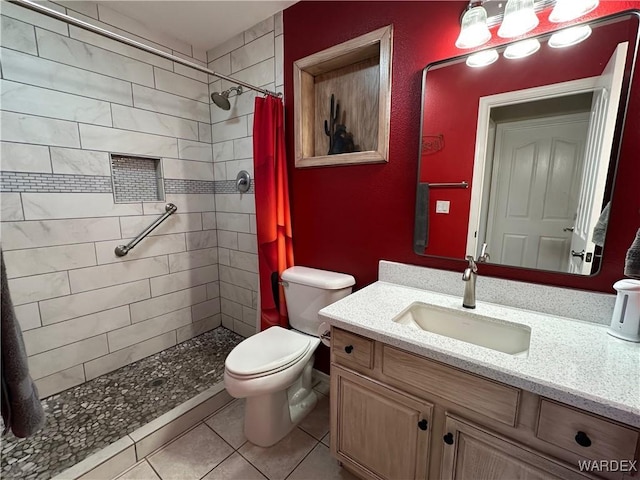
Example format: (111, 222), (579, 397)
(114, 203), (177, 257)
(428, 181), (469, 189)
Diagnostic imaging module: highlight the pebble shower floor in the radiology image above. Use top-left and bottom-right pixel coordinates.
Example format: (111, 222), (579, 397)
(0, 328), (243, 480)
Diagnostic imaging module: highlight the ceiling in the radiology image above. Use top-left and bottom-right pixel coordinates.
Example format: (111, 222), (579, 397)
(100, 1), (298, 51)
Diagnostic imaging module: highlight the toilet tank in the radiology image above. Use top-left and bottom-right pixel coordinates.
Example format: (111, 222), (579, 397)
(281, 266), (355, 335)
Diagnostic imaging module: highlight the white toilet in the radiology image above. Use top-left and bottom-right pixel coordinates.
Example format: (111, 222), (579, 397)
(224, 266), (355, 447)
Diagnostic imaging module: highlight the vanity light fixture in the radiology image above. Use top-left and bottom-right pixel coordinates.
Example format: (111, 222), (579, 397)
(503, 38), (541, 58)
(549, 0), (599, 23)
(466, 49), (499, 67)
(498, 0), (540, 38)
(456, 5), (492, 49)
(548, 24), (593, 48)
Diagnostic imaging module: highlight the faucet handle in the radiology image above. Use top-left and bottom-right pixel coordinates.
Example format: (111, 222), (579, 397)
(465, 255), (478, 272)
(478, 243), (490, 263)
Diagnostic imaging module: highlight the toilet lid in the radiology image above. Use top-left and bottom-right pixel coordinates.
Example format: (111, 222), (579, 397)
(225, 326), (312, 376)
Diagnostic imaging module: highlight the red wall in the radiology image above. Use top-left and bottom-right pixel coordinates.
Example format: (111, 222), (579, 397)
(421, 18), (637, 258)
(283, 2), (640, 296)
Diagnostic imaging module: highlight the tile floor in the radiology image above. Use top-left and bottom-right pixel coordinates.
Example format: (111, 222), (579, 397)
(113, 380), (357, 480)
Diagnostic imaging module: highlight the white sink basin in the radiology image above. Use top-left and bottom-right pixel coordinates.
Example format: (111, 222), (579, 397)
(393, 303), (531, 357)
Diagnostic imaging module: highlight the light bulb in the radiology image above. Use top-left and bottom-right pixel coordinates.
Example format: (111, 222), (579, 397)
(549, 25), (592, 48)
(498, 0), (539, 38)
(504, 38), (541, 59)
(456, 6), (492, 49)
(466, 49), (499, 68)
(549, 0), (599, 23)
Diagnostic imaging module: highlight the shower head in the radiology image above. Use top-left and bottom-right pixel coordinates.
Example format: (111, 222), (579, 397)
(211, 86), (243, 110)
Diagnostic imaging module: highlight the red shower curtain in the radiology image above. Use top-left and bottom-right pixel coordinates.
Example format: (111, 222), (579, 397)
(253, 95), (294, 331)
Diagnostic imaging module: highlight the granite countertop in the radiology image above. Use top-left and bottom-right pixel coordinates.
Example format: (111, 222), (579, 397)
(319, 281), (640, 428)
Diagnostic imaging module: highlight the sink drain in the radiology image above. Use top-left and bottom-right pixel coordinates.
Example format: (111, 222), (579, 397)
(146, 377), (166, 388)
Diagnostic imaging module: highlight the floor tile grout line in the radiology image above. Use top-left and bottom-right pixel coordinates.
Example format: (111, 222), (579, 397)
(196, 447), (237, 480)
(283, 437), (323, 480)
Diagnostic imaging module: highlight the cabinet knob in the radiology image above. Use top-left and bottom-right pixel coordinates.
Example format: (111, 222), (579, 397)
(443, 433), (454, 445)
(418, 419), (428, 431)
(575, 431), (592, 447)
(344, 345), (353, 354)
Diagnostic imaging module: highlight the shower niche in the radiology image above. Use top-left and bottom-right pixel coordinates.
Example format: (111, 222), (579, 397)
(293, 25), (393, 168)
(111, 154), (164, 203)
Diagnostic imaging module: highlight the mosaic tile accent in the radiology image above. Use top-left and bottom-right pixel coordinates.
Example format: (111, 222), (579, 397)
(164, 179), (215, 194)
(0, 328), (243, 480)
(0, 172), (112, 193)
(111, 155), (163, 203)
(214, 179), (254, 194)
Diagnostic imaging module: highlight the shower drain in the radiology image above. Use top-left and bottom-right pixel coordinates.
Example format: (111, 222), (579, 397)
(146, 377), (166, 388)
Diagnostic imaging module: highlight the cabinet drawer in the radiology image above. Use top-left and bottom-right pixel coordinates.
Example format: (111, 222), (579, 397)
(536, 399), (639, 462)
(332, 329), (374, 370)
(381, 345), (520, 426)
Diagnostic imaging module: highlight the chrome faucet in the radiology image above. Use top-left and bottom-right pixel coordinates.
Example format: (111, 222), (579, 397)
(462, 244), (490, 309)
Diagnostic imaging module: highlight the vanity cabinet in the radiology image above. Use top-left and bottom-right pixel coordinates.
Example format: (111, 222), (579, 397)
(330, 327), (640, 480)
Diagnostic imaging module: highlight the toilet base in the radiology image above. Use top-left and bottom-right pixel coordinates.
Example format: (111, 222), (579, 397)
(243, 357), (318, 447)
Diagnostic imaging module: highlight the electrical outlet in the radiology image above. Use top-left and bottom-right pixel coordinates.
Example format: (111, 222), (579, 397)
(436, 200), (450, 214)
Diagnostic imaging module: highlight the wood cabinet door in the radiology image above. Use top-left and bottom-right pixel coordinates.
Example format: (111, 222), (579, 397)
(331, 365), (432, 480)
(440, 415), (596, 480)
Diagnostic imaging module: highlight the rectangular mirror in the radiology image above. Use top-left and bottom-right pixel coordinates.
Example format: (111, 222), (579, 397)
(414, 12), (639, 276)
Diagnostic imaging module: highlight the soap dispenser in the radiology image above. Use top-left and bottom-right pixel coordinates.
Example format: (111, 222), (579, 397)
(608, 279), (640, 342)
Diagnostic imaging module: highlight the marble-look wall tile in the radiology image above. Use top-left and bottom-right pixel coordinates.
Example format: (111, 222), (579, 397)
(275, 11), (283, 36)
(1, 193), (24, 221)
(79, 124), (179, 158)
(23, 306), (131, 355)
(1, 217), (121, 250)
(216, 213), (251, 233)
(176, 315), (220, 343)
(8, 271), (70, 305)
(173, 61), (208, 83)
(211, 117), (248, 144)
(133, 84), (209, 123)
(177, 139), (213, 162)
(202, 212), (216, 230)
(150, 265), (218, 297)
(1, 111), (80, 148)
(50, 147), (111, 176)
(220, 282), (253, 307)
(39, 280), (149, 325)
(1, 1), (68, 35)
(14, 303), (41, 331)
(219, 265), (258, 291)
(217, 231), (238, 250)
(207, 281), (220, 300)
(226, 58), (274, 90)
(143, 194), (214, 214)
(206, 33), (244, 64)
(22, 193), (142, 220)
(3, 243), (96, 279)
(153, 68), (209, 103)
(191, 299), (221, 322)
(212, 140), (234, 162)
(112, 105), (198, 141)
(244, 16), (274, 44)
(233, 319), (256, 338)
(120, 212), (202, 237)
(0, 48), (133, 106)
(0, 80), (112, 127)
(232, 137), (253, 160)
(231, 33), (274, 73)
(0, 15), (37, 54)
(162, 158), (214, 181)
(129, 285), (207, 323)
(59, 2), (99, 20)
(84, 331), (176, 380)
(168, 248), (217, 273)
(221, 298), (243, 319)
(186, 230), (218, 251)
(208, 54), (231, 77)
(28, 335), (109, 380)
(35, 365), (85, 400)
(198, 123), (212, 143)
(215, 193), (255, 214)
(107, 307), (191, 351)
(275, 34), (284, 88)
(95, 233), (186, 265)
(238, 233), (258, 254)
(0, 142), (51, 173)
(225, 159), (253, 179)
(229, 250), (258, 273)
(36, 29), (155, 87)
(68, 256), (169, 293)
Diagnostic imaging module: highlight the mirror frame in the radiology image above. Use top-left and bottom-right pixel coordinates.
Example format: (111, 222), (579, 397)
(414, 10), (640, 286)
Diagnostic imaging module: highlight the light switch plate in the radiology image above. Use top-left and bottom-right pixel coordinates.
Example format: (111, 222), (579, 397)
(436, 200), (450, 214)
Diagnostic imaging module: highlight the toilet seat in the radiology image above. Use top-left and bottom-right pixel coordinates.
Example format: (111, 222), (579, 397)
(225, 326), (312, 378)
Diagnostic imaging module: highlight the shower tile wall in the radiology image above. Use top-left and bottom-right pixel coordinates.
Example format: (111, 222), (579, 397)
(0, 1), (220, 397)
(207, 13), (284, 338)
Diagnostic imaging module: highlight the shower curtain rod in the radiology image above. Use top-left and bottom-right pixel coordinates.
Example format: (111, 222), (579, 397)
(8, 0), (281, 99)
